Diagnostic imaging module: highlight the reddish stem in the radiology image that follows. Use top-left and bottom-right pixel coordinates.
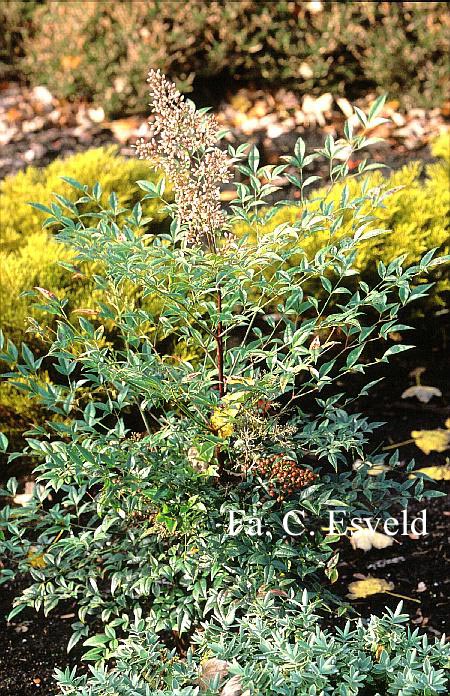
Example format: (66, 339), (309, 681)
(216, 287), (225, 398)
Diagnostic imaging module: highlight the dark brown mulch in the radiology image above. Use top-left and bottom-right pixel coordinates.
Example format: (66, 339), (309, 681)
(1, 80), (447, 181)
(333, 312), (450, 634)
(0, 581), (86, 695)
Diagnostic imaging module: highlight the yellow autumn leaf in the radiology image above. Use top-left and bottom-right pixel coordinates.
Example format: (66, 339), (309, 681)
(409, 465), (450, 481)
(347, 577), (394, 600)
(27, 546), (46, 568)
(411, 429), (450, 455)
(368, 464), (390, 476)
(210, 402), (242, 438)
(349, 529), (394, 552)
(222, 391), (246, 404)
(226, 376), (255, 387)
(220, 189), (237, 202)
(375, 645), (385, 662)
(353, 459), (390, 476)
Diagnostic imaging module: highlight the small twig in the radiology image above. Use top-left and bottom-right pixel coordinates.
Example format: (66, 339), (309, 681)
(382, 439), (414, 451)
(386, 590), (420, 604)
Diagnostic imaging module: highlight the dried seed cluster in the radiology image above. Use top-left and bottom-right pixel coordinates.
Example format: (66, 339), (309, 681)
(256, 454), (317, 501)
(129, 431), (146, 442)
(135, 69), (233, 248)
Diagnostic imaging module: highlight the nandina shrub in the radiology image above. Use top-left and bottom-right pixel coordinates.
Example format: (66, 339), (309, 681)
(0, 73), (449, 692)
(55, 597), (450, 695)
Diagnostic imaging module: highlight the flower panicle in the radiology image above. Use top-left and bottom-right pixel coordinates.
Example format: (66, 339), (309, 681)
(136, 69), (234, 248)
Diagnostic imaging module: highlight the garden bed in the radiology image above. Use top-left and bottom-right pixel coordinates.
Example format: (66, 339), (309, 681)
(1, 69), (449, 695)
(1, 313), (448, 695)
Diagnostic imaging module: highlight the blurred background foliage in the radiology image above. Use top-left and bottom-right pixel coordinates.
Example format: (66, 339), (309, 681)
(1, 1), (449, 117)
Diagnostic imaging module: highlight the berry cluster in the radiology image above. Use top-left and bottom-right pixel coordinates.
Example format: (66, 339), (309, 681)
(256, 454), (317, 501)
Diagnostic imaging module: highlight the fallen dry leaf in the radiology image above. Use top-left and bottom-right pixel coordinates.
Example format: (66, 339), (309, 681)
(301, 92), (333, 126)
(401, 385), (442, 403)
(221, 675), (250, 696)
(347, 577), (394, 600)
(13, 480), (35, 506)
(409, 464), (450, 481)
(199, 659), (230, 691)
(350, 529), (394, 552)
(353, 459), (390, 476)
(411, 428), (450, 455)
(87, 106), (105, 123)
(107, 117), (141, 143)
(299, 62), (314, 80)
(306, 1), (323, 13)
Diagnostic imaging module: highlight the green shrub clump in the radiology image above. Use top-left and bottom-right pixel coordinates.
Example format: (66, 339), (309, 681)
(0, 0), (38, 79)
(0, 75), (449, 694)
(20, 1), (450, 117)
(56, 598), (450, 695)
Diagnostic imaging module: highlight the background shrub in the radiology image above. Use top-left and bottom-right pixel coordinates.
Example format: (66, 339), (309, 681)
(0, 0), (39, 80)
(0, 145), (166, 340)
(0, 146), (167, 452)
(18, 1), (450, 117)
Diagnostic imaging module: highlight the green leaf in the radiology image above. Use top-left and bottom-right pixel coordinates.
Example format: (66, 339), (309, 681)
(27, 202), (54, 214)
(248, 146), (260, 172)
(346, 345), (364, 368)
(0, 433), (8, 453)
(93, 182), (102, 201)
(60, 176), (88, 192)
(7, 604), (26, 621)
(368, 94), (387, 122)
(109, 191), (118, 214)
(381, 344), (414, 361)
(83, 633), (109, 648)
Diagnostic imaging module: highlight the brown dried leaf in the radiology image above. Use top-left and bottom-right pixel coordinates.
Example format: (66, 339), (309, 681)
(350, 529), (394, 552)
(401, 385), (442, 403)
(199, 659), (230, 691)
